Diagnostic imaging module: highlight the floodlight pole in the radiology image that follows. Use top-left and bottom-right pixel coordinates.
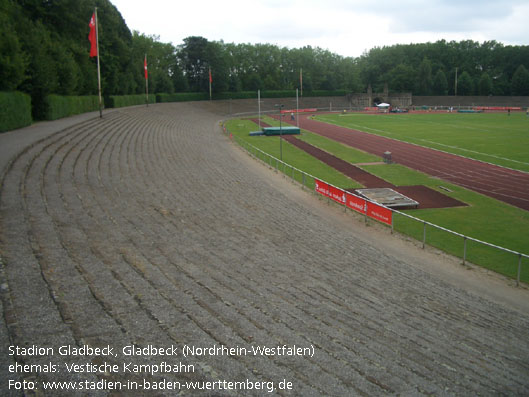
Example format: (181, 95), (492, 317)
(454, 67), (458, 96)
(279, 104), (283, 161)
(275, 103), (284, 161)
(296, 88), (299, 128)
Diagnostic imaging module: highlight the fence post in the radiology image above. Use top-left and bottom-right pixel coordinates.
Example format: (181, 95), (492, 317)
(302, 173), (306, 189)
(422, 221), (426, 249)
(463, 236), (467, 265)
(517, 254), (522, 287)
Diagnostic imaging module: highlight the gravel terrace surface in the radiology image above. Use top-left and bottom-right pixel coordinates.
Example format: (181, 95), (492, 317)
(0, 102), (528, 396)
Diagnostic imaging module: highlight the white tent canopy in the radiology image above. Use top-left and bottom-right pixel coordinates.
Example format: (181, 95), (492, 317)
(376, 102), (391, 108)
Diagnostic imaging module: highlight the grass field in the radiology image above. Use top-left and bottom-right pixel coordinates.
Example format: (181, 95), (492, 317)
(226, 119), (363, 190)
(316, 112), (529, 172)
(225, 115), (529, 283)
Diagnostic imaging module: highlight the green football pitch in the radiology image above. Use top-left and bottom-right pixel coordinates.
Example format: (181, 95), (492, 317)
(315, 111), (529, 172)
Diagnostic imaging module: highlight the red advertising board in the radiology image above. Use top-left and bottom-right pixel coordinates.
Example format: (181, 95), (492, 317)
(281, 108), (318, 114)
(474, 106), (521, 111)
(328, 185), (346, 204)
(315, 179), (346, 205)
(316, 179), (392, 225)
(346, 193), (366, 214)
(315, 179), (329, 197)
(366, 201), (393, 226)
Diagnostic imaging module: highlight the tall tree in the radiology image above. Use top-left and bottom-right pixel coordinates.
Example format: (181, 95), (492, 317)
(389, 64), (415, 92)
(0, 0), (28, 90)
(432, 70), (448, 95)
(18, 20), (59, 118)
(207, 40), (229, 93)
(511, 65), (529, 95)
(478, 72), (493, 96)
(416, 58), (433, 95)
(178, 36), (210, 92)
(457, 71), (473, 95)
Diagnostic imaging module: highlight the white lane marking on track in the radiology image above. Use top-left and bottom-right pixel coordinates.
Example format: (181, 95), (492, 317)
(420, 139), (529, 166)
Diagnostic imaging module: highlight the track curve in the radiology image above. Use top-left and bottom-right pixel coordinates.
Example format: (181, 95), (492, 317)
(0, 103), (528, 396)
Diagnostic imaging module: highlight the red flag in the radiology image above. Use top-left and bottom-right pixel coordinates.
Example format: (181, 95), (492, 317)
(144, 56), (148, 79)
(88, 13), (97, 57)
(209, 68), (212, 84)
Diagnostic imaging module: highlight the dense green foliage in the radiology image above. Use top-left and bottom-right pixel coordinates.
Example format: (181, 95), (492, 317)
(156, 92), (209, 103)
(1, 0), (528, 123)
(358, 40), (529, 95)
(0, 91), (32, 132)
(43, 94), (100, 120)
(107, 94), (155, 108)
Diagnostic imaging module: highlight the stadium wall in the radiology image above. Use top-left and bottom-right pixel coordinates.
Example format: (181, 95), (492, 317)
(413, 96), (529, 108)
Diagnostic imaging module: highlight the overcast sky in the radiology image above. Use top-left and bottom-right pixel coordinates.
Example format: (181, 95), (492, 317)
(110, 0), (529, 57)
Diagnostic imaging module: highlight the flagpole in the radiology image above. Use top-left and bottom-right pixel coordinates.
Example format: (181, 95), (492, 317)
(209, 67), (212, 101)
(145, 54), (149, 107)
(95, 8), (102, 118)
(300, 68), (303, 98)
(296, 88), (299, 128)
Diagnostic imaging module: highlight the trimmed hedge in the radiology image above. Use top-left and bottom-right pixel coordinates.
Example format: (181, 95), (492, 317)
(44, 95), (101, 120)
(107, 94), (156, 108)
(0, 91), (32, 132)
(0, 90), (349, 131)
(157, 92), (209, 102)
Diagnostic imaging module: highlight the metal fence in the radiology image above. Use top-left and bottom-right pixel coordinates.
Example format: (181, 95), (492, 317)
(224, 123), (529, 286)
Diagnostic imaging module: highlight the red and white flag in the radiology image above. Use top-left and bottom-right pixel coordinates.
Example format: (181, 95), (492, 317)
(88, 13), (97, 57)
(144, 55), (148, 79)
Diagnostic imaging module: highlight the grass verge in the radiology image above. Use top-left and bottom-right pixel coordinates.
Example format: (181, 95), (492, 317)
(225, 119), (362, 190)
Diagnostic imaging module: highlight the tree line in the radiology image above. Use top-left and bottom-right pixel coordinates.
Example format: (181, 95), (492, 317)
(2, 0), (529, 119)
(358, 40), (529, 96)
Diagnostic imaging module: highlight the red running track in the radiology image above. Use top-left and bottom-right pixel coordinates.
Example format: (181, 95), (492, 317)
(272, 114), (529, 212)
